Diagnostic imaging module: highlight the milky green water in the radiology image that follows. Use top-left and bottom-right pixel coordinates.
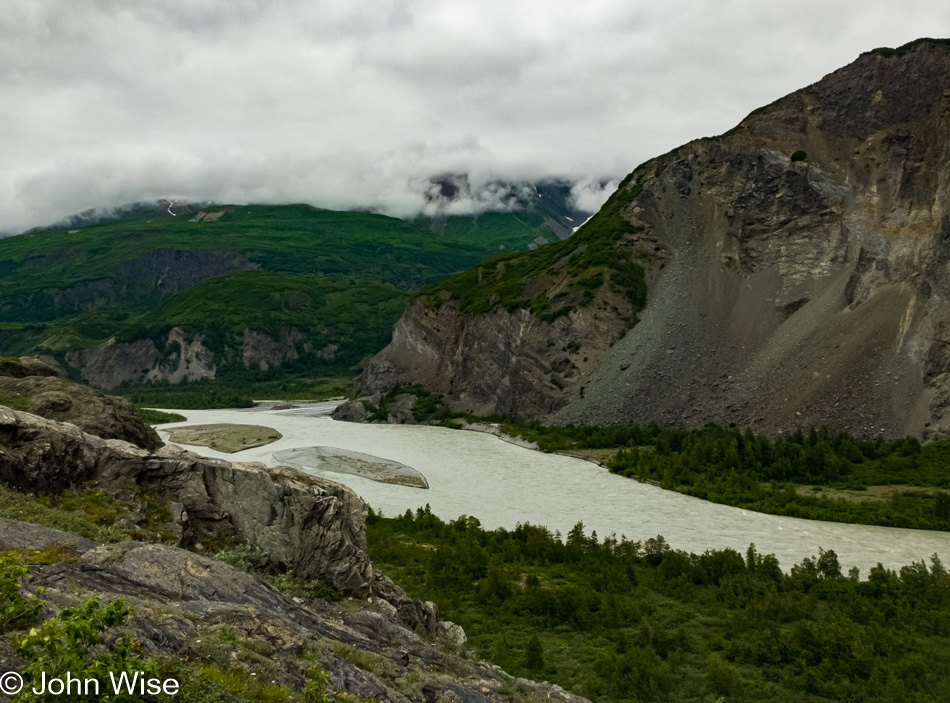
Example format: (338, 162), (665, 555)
(159, 402), (950, 574)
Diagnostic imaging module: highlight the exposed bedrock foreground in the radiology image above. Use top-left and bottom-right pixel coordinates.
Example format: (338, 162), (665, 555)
(0, 404), (588, 702)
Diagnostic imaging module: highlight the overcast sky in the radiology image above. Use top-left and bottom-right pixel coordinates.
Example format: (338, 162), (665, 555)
(2, 1), (949, 233)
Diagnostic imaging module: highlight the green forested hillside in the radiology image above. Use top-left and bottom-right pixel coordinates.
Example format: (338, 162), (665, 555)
(416, 177), (647, 322)
(124, 272), (407, 359)
(0, 200), (582, 403)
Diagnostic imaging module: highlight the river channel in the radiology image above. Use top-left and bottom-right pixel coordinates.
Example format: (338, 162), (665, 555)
(158, 402), (950, 574)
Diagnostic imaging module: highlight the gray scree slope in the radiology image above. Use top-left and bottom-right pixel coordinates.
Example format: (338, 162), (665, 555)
(359, 41), (950, 440)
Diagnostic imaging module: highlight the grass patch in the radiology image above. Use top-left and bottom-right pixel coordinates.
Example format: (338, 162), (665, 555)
(166, 423), (282, 453)
(0, 544), (82, 564)
(0, 484), (131, 542)
(0, 390), (29, 411)
(136, 407), (186, 424)
(330, 642), (397, 680)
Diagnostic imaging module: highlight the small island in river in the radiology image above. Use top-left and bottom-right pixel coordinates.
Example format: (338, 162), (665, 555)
(166, 423), (282, 453)
(272, 446), (428, 489)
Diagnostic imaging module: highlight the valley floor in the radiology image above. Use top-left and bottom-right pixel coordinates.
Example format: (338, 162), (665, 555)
(154, 403), (950, 574)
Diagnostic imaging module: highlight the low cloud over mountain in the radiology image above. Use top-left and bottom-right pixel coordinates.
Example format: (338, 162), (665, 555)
(1, 1), (948, 233)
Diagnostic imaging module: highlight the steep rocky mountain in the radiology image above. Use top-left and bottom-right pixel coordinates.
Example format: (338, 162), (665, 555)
(354, 39), (950, 440)
(0, 188), (590, 397)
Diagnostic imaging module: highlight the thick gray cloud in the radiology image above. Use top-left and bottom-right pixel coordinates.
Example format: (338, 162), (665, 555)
(1, 0), (948, 233)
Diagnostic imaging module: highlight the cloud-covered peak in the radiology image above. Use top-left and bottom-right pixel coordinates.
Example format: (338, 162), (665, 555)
(1, 1), (948, 234)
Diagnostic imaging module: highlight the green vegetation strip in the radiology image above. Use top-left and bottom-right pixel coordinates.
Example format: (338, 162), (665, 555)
(0, 483), (173, 544)
(500, 422), (950, 531)
(369, 506), (950, 703)
(136, 407), (186, 424)
(119, 375), (352, 410)
(367, 386), (950, 531)
(416, 178), (647, 322)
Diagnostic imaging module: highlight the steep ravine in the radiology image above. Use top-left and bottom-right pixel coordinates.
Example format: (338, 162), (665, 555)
(355, 40), (950, 439)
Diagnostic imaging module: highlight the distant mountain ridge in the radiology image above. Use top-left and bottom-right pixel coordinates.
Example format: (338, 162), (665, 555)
(354, 38), (950, 440)
(0, 180), (592, 398)
(419, 176), (591, 245)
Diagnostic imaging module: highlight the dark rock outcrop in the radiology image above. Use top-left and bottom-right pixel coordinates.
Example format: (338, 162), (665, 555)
(357, 40), (950, 439)
(358, 293), (634, 419)
(0, 355), (63, 379)
(0, 516), (588, 703)
(0, 516), (96, 553)
(0, 375), (161, 450)
(0, 406), (372, 594)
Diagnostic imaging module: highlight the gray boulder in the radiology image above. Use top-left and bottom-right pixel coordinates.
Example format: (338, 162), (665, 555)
(371, 571), (439, 635)
(0, 375), (161, 450)
(33, 541), (296, 613)
(386, 393), (418, 424)
(438, 620), (468, 649)
(0, 406), (374, 596)
(0, 516), (96, 553)
(0, 355), (63, 379)
(331, 395), (379, 423)
(137, 446), (375, 595)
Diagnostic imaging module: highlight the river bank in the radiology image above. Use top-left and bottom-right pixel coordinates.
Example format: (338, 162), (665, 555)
(156, 402), (950, 574)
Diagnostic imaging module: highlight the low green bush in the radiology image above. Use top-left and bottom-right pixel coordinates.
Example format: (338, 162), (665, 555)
(14, 598), (153, 703)
(0, 556), (42, 632)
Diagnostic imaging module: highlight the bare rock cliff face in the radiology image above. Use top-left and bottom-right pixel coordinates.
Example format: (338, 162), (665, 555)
(66, 326), (218, 389)
(66, 325), (315, 390)
(359, 289), (632, 418)
(359, 41), (950, 439)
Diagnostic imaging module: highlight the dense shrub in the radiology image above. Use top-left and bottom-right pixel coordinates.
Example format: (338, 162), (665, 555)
(368, 506), (950, 702)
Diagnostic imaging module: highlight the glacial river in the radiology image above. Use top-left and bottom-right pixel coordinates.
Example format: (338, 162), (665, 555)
(158, 402), (950, 574)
